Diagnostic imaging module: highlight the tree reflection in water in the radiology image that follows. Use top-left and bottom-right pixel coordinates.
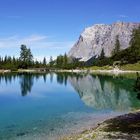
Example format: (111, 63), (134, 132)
(19, 73), (49, 96)
(134, 73), (140, 100)
(68, 73), (140, 111)
(0, 73), (17, 84)
(0, 72), (140, 110)
(56, 72), (68, 86)
(20, 73), (34, 96)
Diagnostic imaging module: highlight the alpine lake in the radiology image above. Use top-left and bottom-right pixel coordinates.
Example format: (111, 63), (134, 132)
(0, 72), (140, 140)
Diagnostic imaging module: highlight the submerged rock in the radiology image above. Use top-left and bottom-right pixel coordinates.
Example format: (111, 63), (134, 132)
(16, 131), (29, 137)
(16, 132), (26, 136)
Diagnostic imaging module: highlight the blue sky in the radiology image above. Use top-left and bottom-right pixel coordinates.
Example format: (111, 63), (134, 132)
(0, 0), (140, 61)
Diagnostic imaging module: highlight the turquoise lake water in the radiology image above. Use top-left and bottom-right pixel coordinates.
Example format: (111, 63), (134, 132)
(0, 72), (140, 140)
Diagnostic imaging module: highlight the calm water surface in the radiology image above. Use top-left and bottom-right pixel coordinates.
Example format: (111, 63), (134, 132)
(0, 72), (140, 140)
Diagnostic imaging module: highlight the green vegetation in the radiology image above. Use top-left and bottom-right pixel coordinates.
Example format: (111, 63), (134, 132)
(0, 44), (48, 71)
(55, 54), (84, 69)
(120, 62), (140, 71)
(99, 48), (105, 60)
(89, 65), (113, 70)
(88, 27), (140, 69)
(88, 62), (140, 71)
(111, 27), (140, 64)
(19, 45), (33, 68)
(0, 27), (140, 71)
(112, 35), (120, 56)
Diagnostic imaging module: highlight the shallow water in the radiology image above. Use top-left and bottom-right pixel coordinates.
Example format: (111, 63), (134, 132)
(0, 72), (140, 140)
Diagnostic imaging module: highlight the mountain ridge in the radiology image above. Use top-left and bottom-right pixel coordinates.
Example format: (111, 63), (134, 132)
(68, 22), (140, 61)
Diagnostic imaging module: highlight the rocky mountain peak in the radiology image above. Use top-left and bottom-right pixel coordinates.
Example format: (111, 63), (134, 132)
(68, 22), (140, 61)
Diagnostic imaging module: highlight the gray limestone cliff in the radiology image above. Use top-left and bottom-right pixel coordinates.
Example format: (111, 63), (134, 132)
(68, 22), (140, 61)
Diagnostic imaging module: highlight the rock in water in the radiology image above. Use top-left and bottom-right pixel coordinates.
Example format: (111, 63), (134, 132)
(68, 22), (140, 61)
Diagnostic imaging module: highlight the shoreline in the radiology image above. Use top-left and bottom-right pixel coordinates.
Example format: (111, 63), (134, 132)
(52, 69), (140, 74)
(0, 69), (140, 139)
(13, 112), (124, 140)
(0, 69), (140, 74)
(62, 110), (140, 140)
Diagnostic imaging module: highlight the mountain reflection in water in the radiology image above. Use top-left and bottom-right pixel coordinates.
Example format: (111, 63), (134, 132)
(69, 74), (140, 111)
(0, 72), (139, 111)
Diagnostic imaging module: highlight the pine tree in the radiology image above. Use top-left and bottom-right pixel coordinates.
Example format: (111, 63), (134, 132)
(49, 56), (53, 67)
(63, 53), (68, 68)
(19, 44), (33, 68)
(56, 55), (63, 68)
(27, 48), (33, 65)
(112, 35), (120, 56)
(129, 26), (140, 62)
(100, 48), (105, 59)
(43, 57), (47, 65)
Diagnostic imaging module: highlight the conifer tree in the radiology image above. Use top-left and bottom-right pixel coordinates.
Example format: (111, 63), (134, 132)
(112, 35), (120, 56)
(100, 48), (105, 59)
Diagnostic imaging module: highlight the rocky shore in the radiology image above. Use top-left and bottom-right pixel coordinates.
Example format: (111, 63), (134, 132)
(0, 70), (11, 73)
(62, 111), (140, 140)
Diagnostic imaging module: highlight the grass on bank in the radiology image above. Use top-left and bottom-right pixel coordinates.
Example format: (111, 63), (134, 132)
(87, 62), (140, 71)
(89, 65), (113, 70)
(120, 62), (140, 71)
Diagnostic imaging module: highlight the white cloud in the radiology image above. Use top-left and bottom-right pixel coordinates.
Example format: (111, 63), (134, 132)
(0, 34), (74, 49)
(0, 34), (75, 60)
(118, 15), (128, 18)
(0, 34), (48, 48)
(21, 35), (47, 43)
